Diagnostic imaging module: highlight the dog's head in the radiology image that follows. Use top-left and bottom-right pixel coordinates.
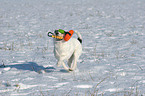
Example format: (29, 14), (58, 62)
(54, 29), (65, 41)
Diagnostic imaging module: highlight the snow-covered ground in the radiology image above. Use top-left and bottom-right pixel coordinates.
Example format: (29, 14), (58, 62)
(0, 0), (145, 95)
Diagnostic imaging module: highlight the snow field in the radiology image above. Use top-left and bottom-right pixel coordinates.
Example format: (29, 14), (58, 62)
(0, 0), (145, 96)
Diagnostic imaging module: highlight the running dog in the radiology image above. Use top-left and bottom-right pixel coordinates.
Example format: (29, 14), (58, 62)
(53, 30), (82, 71)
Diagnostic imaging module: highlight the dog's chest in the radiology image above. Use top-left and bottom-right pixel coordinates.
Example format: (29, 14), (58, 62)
(54, 40), (75, 57)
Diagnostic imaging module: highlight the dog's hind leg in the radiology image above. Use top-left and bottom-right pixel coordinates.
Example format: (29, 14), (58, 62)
(68, 56), (77, 71)
(67, 54), (74, 68)
(69, 53), (79, 71)
(69, 46), (82, 71)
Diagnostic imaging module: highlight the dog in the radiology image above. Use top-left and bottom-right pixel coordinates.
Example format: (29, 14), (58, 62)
(53, 30), (82, 71)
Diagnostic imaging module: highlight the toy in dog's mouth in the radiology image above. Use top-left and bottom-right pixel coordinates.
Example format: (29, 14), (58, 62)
(54, 36), (63, 41)
(48, 31), (63, 41)
(55, 29), (74, 41)
(48, 29), (74, 41)
(54, 29), (64, 41)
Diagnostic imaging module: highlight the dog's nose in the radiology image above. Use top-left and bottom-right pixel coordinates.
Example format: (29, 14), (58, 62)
(56, 32), (59, 35)
(55, 30), (59, 35)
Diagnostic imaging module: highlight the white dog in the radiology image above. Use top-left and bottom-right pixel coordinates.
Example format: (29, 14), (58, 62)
(53, 30), (82, 71)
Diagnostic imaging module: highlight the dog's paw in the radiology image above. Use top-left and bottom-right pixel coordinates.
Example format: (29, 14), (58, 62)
(57, 63), (61, 67)
(68, 68), (73, 71)
(57, 61), (62, 67)
(68, 68), (79, 72)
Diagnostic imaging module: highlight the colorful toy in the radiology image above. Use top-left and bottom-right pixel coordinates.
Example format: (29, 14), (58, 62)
(64, 30), (74, 41)
(48, 32), (63, 39)
(47, 29), (74, 41)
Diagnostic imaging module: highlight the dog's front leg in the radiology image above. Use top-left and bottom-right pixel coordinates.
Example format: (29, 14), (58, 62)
(57, 60), (63, 67)
(62, 62), (69, 71)
(57, 60), (69, 71)
(56, 56), (66, 67)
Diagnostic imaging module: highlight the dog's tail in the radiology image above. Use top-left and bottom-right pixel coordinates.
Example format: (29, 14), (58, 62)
(75, 31), (82, 44)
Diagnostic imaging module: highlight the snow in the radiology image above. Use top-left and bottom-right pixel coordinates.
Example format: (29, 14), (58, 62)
(0, 0), (145, 95)
(74, 85), (93, 89)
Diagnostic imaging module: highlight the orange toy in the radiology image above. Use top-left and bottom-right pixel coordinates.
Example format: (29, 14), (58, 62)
(64, 30), (74, 41)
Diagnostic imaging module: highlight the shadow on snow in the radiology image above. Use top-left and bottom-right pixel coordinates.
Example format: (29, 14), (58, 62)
(2, 62), (55, 73)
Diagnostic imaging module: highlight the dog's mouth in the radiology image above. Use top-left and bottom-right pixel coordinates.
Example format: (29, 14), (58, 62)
(54, 34), (63, 41)
(54, 30), (64, 41)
